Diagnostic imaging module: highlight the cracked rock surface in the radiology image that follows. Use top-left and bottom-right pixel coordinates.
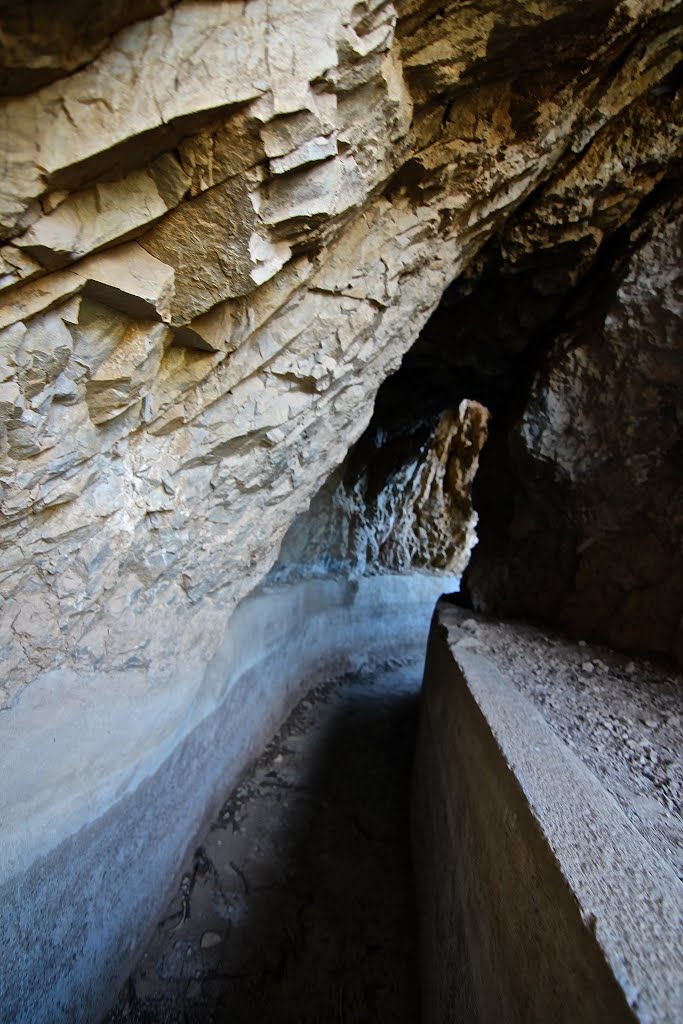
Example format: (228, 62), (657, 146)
(461, 191), (683, 662)
(1, 0), (682, 705)
(102, 660), (422, 1024)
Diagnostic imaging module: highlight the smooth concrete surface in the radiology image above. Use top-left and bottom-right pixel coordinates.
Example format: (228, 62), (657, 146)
(412, 602), (683, 1024)
(0, 572), (456, 1024)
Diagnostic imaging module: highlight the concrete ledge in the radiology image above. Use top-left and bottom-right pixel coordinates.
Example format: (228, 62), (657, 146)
(0, 572), (455, 1024)
(412, 603), (683, 1024)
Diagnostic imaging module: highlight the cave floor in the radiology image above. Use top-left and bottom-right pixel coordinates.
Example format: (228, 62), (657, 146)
(103, 659), (422, 1024)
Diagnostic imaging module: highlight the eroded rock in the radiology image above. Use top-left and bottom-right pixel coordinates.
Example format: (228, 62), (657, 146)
(0, 0), (681, 706)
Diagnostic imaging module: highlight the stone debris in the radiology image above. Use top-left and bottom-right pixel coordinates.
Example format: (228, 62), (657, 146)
(446, 605), (683, 880)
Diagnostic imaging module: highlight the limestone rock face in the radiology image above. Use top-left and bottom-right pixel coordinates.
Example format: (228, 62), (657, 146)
(1, 0), (682, 709)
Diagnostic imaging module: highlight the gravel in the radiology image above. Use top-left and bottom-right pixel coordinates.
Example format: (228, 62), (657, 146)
(448, 606), (683, 880)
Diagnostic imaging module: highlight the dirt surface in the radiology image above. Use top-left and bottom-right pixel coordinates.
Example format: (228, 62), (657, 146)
(102, 660), (422, 1024)
(447, 605), (683, 880)
(102, 608), (682, 1024)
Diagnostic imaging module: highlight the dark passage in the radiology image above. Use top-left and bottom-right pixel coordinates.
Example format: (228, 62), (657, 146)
(104, 661), (422, 1024)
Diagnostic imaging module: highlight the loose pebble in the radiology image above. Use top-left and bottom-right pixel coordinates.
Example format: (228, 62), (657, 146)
(447, 608), (682, 880)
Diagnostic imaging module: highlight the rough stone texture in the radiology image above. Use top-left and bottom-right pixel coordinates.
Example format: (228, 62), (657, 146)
(1, 3), (683, 1019)
(1, 0), (682, 712)
(0, 1), (176, 95)
(413, 602), (683, 1023)
(462, 193), (683, 661)
(272, 398), (489, 580)
(451, 610), (683, 881)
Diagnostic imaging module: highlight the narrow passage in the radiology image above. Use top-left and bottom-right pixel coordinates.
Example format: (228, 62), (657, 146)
(104, 661), (422, 1023)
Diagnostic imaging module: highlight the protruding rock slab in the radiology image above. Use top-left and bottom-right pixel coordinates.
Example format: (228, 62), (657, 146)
(412, 602), (683, 1023)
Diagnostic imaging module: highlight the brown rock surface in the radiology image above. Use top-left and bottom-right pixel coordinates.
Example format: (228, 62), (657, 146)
(2, 6), (683, 1023)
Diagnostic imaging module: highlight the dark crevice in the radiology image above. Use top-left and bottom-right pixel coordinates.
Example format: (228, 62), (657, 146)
(365, 159), (683, 460)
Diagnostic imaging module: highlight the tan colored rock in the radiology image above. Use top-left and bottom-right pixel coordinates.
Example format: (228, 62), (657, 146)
(1, 7), (683, 1018)
(79, 242), (175, 321)
(0, 2), (270, 236)
(2, 155), (190, 284)
(0, 0), (174, 94)
(0, 241), (175, 329)
(85, 322), (169, 425)
(0, 0), (679, 703)
(140, 175), (258, 323)
(0, 269), (82, 329)
(502, 90), (683, 274)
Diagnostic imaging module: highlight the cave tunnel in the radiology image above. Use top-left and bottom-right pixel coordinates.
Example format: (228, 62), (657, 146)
(0, 3), (682, 1023)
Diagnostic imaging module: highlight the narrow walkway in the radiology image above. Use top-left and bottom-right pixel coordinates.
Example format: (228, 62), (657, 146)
(104, 660), (422, 1024)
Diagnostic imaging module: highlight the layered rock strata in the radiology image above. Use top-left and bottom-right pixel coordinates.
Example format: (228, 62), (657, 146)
(1, 0), (682, 708)
(1, 2), (682, 1021)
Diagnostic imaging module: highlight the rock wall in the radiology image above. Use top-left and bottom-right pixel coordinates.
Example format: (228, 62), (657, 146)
(1, 0), (681, 709)
(272, 398), (489, 581)
(0, 572), (455, 1024)
(461, 191), (683, 661)
(413, 603), (683, 1023)
(1, 3), (683, 1019)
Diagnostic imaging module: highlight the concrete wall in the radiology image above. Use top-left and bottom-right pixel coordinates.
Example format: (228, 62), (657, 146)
(412, 602), (683, 1024)
(0, 572), (456, 1024)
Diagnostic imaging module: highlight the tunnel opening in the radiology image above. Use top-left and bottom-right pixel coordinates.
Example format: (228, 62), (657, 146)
(2, 6), (683, 1022)
(102, 149), (683, 1021)
(99, 267), (493, 1024)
